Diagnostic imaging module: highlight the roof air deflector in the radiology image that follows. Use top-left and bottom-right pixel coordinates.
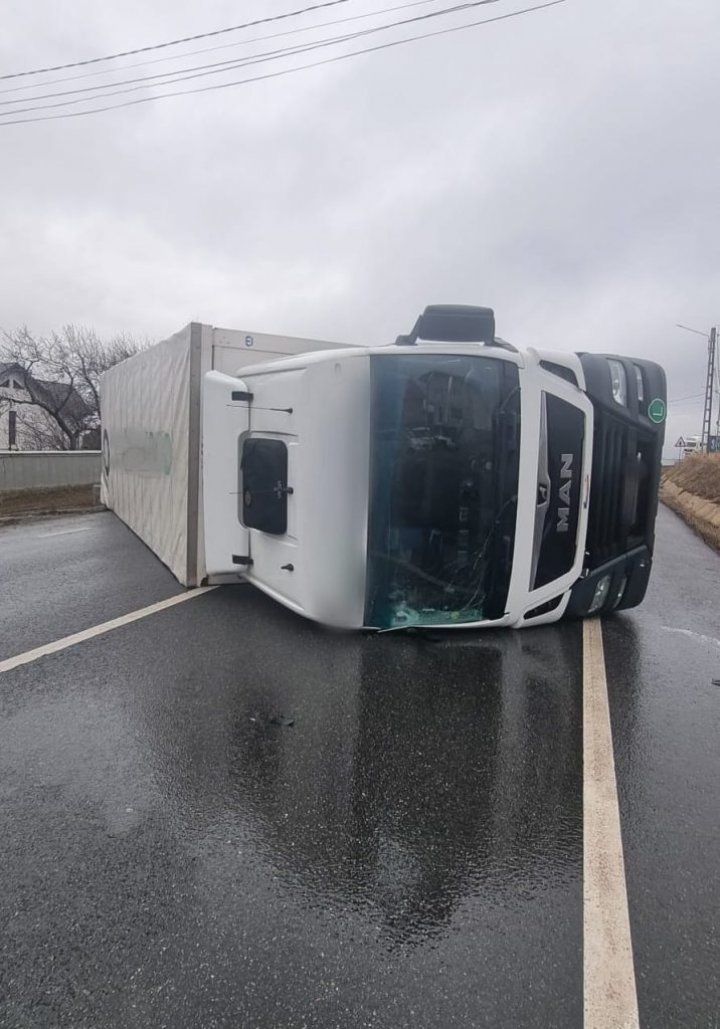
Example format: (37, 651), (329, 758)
(396, 305), (496, 346)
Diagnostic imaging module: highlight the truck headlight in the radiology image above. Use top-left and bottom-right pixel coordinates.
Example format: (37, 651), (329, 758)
(611, 576), (627, 610)
(607, 360), (628, 406)
(588, 574), (611, 614)
(633, 365), (644, 404)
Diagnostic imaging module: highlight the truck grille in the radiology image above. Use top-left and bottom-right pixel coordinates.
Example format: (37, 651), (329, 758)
(579, 352), (665, 573)
(585, 414), (659, 569)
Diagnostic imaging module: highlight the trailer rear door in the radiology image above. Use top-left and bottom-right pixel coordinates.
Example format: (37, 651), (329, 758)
(202, 370), (251, 576)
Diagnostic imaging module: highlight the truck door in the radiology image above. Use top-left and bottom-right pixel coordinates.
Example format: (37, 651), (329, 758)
(202, 370), (251, 576)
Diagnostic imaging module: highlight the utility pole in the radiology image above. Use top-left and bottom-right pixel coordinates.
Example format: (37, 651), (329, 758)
(701, 326), (716, 452)
(715, 329), (720, 444)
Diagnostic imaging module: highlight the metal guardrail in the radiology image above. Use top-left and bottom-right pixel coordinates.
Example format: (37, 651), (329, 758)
(0, 451), (102, 491)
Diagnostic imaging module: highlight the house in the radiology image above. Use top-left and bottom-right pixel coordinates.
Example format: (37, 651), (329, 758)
(0, 362), (92, 450)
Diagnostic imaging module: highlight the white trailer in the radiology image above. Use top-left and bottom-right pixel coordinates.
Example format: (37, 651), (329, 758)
(101, 322), (351, 586)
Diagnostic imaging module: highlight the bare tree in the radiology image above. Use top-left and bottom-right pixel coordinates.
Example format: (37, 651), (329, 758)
(0, 325), (145, 450)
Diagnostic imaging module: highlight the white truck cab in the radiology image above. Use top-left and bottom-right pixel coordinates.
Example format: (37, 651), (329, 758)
(203, 305), (666, 630)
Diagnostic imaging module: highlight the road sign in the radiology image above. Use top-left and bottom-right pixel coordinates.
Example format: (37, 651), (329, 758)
(648, 398), (666, 424)
(709, 435), (720, 453)
(674, 436), (686, 448)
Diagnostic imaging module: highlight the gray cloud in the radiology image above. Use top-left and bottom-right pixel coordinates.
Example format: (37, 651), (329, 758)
(1, 0), (718, 448)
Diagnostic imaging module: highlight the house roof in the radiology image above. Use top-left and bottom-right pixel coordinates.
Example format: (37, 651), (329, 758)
(0, 362), (91, 421)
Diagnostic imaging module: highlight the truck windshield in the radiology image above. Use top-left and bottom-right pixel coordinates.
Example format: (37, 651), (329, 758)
(365, 353), (520, 629)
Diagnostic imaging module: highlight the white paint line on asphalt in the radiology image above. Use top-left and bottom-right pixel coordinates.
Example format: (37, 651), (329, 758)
(584, 617), (640, 1029)
(37, 527), (91, 538)
(0, 587), (219, 676)
(661, 626), (720, 651)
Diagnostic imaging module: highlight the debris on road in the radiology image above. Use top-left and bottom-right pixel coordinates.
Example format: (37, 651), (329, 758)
(270, 715), (295, 728)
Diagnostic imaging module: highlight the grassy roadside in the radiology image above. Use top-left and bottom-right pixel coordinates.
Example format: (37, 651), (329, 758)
(0, 484), (102, 520)
(661, 454), (720, 552)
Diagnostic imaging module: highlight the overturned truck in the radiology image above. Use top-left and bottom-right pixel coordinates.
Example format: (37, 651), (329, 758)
(102, 306), (666, 630)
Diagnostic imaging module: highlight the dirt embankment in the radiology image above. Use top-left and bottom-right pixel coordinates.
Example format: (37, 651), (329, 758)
(661, 454), (720, 552)
(0, 484), (102, 521)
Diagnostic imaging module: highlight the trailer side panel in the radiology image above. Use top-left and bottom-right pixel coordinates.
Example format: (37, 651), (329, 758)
(101, 326), (193, 584)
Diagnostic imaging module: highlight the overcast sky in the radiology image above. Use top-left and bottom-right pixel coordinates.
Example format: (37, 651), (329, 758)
(1, 0), (718, 448)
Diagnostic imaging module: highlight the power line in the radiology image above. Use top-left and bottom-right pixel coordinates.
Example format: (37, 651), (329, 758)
(0, 0), (443, 96)
(667, 393), (705, 405)
(0, 0), (505, 115)
(0, 0), (567, 127)
(0, 0), (352, 81)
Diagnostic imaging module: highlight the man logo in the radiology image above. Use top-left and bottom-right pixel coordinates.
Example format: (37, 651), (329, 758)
(557, 453), (573, 533)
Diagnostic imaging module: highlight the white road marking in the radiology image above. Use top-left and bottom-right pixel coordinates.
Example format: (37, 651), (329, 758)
(661, 626), (720, 651)
(0, 587), (219, 676)
(37, 527), (91, 538)
(584, 617), (640, 1029)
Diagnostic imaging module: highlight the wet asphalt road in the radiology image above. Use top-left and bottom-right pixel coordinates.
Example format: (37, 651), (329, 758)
(0, 514), (182, 660)
(603, 511), (720, 1028)
(0, 508), (718, 1028)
